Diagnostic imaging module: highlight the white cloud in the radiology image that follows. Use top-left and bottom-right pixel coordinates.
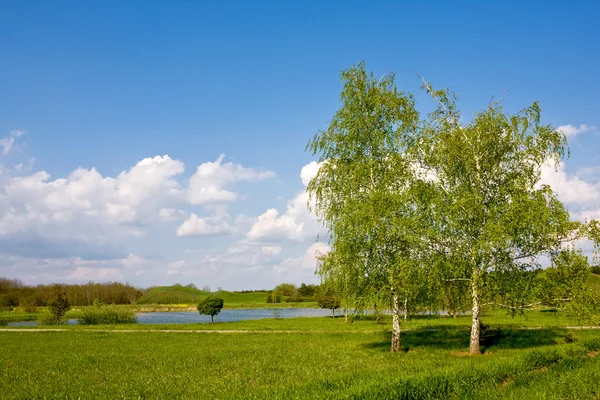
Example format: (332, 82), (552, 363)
(246, 162), (322, 242)
(272, 242), (329, 283)
(557, 124), (597, 137)
(300, 161), (320, 186)
(188, 154), (276, 205)
(0, 153), (274, 261)
(539, 159), (600, 224)
(540, 160), (600, 207)
(158, 208), (185, 222)
(176, 213), (235, 236)
(0, 155), (184, 231)
(0, 130), (24, 156)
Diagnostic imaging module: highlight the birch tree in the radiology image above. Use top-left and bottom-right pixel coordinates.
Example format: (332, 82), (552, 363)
(307, 62), (423, 352)
(417, 84), (578, 354)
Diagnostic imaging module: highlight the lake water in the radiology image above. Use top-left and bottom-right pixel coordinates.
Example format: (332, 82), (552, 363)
(7, 308), (336, 326)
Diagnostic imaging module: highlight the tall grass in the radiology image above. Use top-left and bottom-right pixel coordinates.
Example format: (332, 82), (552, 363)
(79, 305), (137, 325)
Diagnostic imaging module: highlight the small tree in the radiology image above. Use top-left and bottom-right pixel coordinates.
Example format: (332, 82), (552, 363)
(318, 296), (341, 317)
(266, 292), (281, 303)
(197, 295), (224, 323)
(47, 286), (71, 324)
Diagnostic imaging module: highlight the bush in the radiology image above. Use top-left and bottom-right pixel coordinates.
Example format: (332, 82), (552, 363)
(48, 287), (70, 320)
(80, 305), (137, 325)
(266, 293), (281, 303)
(197, 295), (224, 323)
(0, 312), (7, 326)
(39, 313), (67, 325)
(590, 265), (600, 275)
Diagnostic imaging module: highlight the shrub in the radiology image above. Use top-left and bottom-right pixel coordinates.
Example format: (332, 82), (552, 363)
(197, 296), (224, 323)
(39, 313), (67, 325)
(590, 265), (600, 275)
(267, 293), (281, 303)
(80, 305), (137, 325)
(47, 286), (70, 320)
(0, 312), (7, 326)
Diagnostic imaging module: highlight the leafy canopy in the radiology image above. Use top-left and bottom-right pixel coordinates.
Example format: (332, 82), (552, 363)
(197, 295), (224, 323)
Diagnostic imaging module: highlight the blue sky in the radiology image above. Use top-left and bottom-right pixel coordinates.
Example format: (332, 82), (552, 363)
(0, 1), (599, 289)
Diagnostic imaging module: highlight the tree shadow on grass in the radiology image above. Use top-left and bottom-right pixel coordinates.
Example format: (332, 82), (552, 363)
(362, 325), (568, 352)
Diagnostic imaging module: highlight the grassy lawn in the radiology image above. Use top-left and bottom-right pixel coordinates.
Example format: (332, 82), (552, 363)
(1, 313), (600, 399)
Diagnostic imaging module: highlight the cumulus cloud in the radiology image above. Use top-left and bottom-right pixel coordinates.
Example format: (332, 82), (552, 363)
(246, 161), (322, 242)
(540, 160), (600, 206)
(188, 154), (276, 205)
(540, 159), (600, 221)
(0, 153), (274, 261)
(557, 124), (597, 137)
(176, 213), (235, 236)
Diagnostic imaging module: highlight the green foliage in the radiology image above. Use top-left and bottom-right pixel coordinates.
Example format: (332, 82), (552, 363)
(197, 295), (224, 323)
(0, 312), (6, 326)
(266, 292), (281, 303)
(0, 278), (142, 307)
(307, 61), (425, 349)
(47, 286), (70, 322)
(317, 296), (340, 316)
(298, 283), (317, 297)
(535, 250), (599, 321)
(80, 305), (137, 325)
(138, 285), (268, 305)
(273, 283), (297, 297)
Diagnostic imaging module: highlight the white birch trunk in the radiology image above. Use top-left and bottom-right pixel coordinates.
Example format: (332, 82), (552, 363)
(469, 278), (481, 354)
(391, 290), (402, 353)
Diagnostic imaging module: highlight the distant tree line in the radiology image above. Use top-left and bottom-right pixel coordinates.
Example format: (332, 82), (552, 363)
(0, 278), (145, 310)
(267, 283), (321, 303)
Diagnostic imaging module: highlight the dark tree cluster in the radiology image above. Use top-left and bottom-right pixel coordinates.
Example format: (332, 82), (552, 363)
(0, 278), (144, 310)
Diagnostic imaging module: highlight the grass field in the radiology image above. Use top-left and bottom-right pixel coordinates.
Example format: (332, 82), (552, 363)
(1, 312), (600, 399)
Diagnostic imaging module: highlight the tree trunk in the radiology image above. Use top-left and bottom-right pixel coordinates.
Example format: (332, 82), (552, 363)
(211, 315), (214, 323)
(469, 278), (481, 354)
(403, 297), (408, 321)
(391, 291), (402, 353)
(344, 307), (348, 323)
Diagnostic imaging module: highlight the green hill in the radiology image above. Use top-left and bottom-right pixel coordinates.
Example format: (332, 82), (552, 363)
(137, 285), (269, 305)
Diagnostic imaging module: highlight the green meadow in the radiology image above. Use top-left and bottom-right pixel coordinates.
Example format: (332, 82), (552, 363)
(2, 312), (600, 399)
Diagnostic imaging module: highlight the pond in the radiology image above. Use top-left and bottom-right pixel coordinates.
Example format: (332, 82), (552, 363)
(7, 308), (336, 326)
